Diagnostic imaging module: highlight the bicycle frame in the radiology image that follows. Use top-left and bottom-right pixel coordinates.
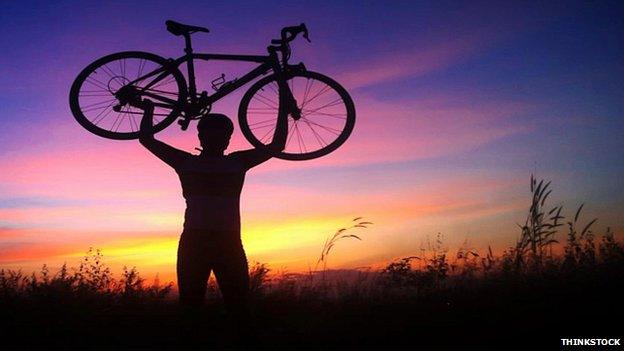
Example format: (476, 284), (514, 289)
(129, 51), (284, 109)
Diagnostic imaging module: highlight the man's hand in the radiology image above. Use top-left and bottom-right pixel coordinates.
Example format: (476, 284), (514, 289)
(138, 99), (155, 141)
(136, 99), (190, 169)
(230, 82), (291, 170)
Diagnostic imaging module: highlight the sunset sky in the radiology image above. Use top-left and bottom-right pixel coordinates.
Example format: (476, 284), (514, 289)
(1, 1), (623, 283)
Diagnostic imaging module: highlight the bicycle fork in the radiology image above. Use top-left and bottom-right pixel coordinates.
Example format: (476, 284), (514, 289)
(276, 77), (302, 121)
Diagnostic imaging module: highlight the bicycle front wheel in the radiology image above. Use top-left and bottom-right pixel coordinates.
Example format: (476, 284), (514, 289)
(238, 71), (355, 160)
(69, 51), (187, 140)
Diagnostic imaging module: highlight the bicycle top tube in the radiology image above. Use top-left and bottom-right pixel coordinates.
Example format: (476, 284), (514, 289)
(192, 53), (271, 64)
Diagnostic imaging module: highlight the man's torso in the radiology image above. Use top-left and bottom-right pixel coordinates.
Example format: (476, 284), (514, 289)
(176, 154), (246, 232)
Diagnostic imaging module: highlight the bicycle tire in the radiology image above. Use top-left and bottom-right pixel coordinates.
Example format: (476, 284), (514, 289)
(69, 51), (187, 140)
(238, 70), (355, 160)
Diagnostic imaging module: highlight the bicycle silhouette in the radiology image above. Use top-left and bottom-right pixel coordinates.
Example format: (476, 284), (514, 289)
(69, 20), (355, 160)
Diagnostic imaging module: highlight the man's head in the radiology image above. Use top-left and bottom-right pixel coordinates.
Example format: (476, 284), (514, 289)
(197, 114), (234, 154)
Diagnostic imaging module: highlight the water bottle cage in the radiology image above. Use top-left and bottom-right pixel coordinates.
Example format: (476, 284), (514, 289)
(211, 74), (226, 91)
(211, 74), (237, 92)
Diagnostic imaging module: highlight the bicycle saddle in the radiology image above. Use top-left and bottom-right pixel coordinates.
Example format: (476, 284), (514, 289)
(166, 20), (210, 36)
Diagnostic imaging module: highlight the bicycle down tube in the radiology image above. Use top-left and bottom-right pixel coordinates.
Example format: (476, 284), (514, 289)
(133, 53), (277, 108)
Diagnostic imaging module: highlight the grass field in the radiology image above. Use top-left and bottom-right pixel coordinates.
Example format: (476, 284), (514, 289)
(1, 176), (622, 350)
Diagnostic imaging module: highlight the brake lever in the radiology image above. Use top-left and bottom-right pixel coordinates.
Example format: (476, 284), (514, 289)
(301, 23), (311, 42)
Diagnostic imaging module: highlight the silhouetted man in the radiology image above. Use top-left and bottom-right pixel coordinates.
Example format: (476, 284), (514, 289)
(137, 98), (288, 341)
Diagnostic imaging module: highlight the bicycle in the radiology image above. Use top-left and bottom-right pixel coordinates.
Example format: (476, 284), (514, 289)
(69, 20), (355, 160)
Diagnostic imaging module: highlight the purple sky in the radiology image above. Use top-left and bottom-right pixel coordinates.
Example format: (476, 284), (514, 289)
(0, 1), (623, 278)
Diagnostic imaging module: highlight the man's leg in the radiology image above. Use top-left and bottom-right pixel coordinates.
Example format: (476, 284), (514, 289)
(176, 231), (213, 346)
(212, 237), (253, 342)
(177, 230), (212, 310)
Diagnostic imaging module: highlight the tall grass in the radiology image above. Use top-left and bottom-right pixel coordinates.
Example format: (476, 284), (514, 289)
(506, 175), (564, 270)
(0, 175), (622, 306)
(0, 248), (173, 306)
(315, 217), (371, 274)
(0, 174), (622, 349)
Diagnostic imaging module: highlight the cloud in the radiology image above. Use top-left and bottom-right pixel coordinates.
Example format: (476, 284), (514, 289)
(0, 196), (86, 209)
(241, 92), (534, 173)
(335, 33), (493, 90)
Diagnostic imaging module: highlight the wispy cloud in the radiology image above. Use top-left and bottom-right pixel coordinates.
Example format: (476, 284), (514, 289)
(0, 196), (85, 209)
(336, 33), (494, 90)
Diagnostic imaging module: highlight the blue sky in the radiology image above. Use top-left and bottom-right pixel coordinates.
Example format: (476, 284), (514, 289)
(0, 0), (622, 277)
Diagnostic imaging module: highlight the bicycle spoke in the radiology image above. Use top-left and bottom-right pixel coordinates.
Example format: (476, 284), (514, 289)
(302, 118), (328, 147)
(303, 111), (346, 119)
(249, 121), (277, 130)
(248, 118), (276, 128)
(82, 98), (117, 109)
(250, 124), (275, 131)
(121, 106), (133, 132)
(91, 103), (116, 126)
(118, 110), (171, 117)
(111, 112), (122, 132)
(80, 90), (109, 93)
(252, 94), (278, 109)
(115, 114), (125, 133)
(102, 64), (125, 86)
(98, 65), (117, 81)
(266, 82), (279, 95)
(137, 59), (146, 80)
(285, 120), (297, 148)
(80, 92), (113, 97)
(151, 76), (176, 89)
(82, 99), (117, 113)
(249, 112), (280, 115)
(294, 122), (306, 153)
(85, 76), (109, 91)
(255, 91), (278, 107)
(301, 78), (314, 108)
(129, 108), (139, 132)
(248, 107), (278, 111)
(303, 97), (343, 113)
(259, 125), (276, 143)
(301, 84), (332, 109)
(302, 117), (341, 136)
(131, 115), (138, 132)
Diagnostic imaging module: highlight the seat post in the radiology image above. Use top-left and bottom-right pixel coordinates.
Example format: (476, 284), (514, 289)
(183, 33), (198, 102)
(183, 33), (193, 54)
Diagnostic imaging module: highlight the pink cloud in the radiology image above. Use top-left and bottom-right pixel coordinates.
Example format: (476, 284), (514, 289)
(0, 91), (533, 205)
(237, 93), (533, 172)
(335, 34), (492, 89)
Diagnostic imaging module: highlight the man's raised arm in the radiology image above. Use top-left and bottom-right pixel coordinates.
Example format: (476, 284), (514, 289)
(138, 100), (189, 169)
(231, 95), (289, 170)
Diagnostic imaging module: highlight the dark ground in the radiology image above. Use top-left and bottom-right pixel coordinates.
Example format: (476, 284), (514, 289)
(1, 264), (622, 351)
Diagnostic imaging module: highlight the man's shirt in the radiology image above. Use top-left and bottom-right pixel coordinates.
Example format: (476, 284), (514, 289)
(175, 153), (247, 231)
(139, 136), (274, 234)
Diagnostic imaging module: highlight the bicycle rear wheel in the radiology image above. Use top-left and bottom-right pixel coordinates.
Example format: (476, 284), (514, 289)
(69, 51), (187, 140)
(238, 71), (355, 160)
